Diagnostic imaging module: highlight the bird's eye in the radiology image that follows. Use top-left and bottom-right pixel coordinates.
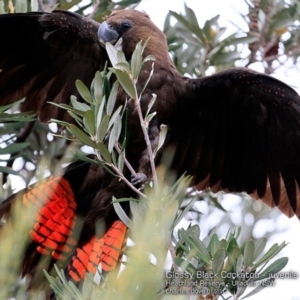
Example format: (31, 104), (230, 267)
(121, 20), (132, 29)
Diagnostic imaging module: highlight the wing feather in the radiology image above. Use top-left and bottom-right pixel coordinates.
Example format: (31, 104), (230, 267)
(169, 68), (300, 218)
(0, 11), (106, 122)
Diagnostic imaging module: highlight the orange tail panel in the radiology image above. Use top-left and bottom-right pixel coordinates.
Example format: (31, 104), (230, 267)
(68, 220), (127, 281)
(23, 176), (77, 261)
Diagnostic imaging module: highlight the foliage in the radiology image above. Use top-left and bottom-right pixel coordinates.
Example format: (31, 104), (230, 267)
(0, 1), (299, 299)
(43, 39), (287, 300)
(164, 1), (300, 76)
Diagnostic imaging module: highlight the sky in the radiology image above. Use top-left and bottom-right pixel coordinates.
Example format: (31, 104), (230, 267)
(134, 1), (300, 300)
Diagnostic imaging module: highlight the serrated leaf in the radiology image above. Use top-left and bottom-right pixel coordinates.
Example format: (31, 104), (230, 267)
(76, 80), (93, 103)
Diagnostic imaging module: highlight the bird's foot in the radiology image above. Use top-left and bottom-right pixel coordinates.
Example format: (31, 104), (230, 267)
(131, 173), (147, 190)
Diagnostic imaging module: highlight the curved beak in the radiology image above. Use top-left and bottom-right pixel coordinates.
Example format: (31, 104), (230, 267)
(98, 21), (119, 45)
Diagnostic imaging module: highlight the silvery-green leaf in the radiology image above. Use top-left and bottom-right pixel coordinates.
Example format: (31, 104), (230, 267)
(75, 80), (93, 103)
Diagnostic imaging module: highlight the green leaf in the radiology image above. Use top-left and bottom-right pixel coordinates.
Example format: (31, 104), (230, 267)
(154, 124), (168, 155)
(0, 143), (29, 155)
(113, 199), (133, 228)
(253, 238), (267, 261)
(75, 80), (93, 104)
(83, 110), (96, 136)
(73, 153), (100, 165)
(216, 239), (228, 252)
(146, 94), (157, 118)
(70, 96), (90, 112)
(115, 61), (131, 73)
(143, 54), (156, 64)
(97, 142), (111, 163)
(96, 95), (106, 129)
(108, 115), (121, 152)
(257, 257), (288, 280)
(15, 0), (27, 12)
(97, 114), (110, 142)
(93, 71), (103, 103)
(212, 249), (226, 274)
(68, 124), (96, 148)
(208, 234), (219, 257)
(108, 105), (123, 129)
(0, 166), (22, 176)
(173, 257), (197, 274)
(180, 230), (211, 265)
(252, 243), (281, 269)
(131, 40), (143, 79)
(107, 81), (119, 115)
(241, 278), (275, 299)
(114, 69), (136, 100)
(31, 0), (38, 11)
(117, 152), (125, 172)
(173, 197), (196, 228)
(106, 42), (118, 67)
(243, 240), (255, 269)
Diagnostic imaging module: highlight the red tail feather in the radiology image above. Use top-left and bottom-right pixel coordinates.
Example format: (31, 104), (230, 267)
(68, 220), (127, 281)
(0, 158), (128, 285)
(23, 176), (77, 260)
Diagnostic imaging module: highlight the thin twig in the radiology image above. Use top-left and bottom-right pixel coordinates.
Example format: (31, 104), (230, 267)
(114, 143), (137, 177)
(135, 100), (159, 193)
(95, 152), (146, 199)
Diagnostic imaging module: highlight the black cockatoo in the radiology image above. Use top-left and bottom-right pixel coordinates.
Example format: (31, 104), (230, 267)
(1, 9), (300, 285)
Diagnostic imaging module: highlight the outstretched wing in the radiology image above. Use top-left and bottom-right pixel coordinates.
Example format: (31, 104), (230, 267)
(169, 67), (300, 218)
(0, 10), (106, 122)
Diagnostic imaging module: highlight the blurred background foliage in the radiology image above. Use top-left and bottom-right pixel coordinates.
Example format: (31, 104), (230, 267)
(0, 0), (300, 299)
